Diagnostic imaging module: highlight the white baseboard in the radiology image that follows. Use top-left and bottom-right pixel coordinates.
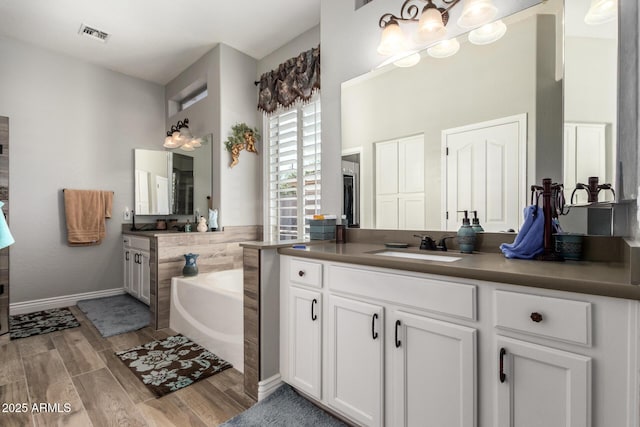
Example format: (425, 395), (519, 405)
(258, 374), (283, 401)
(10, 288), (126, 315)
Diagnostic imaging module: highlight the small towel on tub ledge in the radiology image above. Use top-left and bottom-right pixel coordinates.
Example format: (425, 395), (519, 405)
(63, 189), (113, 246)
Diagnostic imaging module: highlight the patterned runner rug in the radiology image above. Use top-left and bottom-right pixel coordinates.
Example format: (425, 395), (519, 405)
(10, 307), (80, 339)
(115, 334), (232, 397)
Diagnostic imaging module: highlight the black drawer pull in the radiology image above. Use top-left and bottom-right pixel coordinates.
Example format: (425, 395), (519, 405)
(371, 313), (378, 340)
(499, 347), (507, 383)
(530, 312), (543, 323)
(311, 298), (318, 321)
(125, 251), (130, 261)
(395, 320), (402, 348)
(298, 270), (305, 277)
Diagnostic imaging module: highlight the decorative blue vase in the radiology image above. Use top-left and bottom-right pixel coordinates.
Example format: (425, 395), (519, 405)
(182, 253), (199, 276)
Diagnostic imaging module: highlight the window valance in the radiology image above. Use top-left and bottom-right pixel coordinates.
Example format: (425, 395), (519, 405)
(257, 45), (320, 114)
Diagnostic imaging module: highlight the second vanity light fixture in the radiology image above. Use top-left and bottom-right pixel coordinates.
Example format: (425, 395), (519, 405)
(163, 118), (202, 152)
(377, 0), (504, 66)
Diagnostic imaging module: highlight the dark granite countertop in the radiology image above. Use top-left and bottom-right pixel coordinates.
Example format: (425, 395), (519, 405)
(278, 242), (639, 300)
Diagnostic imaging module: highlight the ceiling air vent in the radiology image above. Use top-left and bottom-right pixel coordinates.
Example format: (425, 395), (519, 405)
(78, 24), (110, 43)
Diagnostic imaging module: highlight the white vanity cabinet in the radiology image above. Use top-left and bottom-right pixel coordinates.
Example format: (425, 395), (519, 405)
(326, 294), (384, 427)
(288, 286), (322, 399)
(122, 235), (150, 305)
(284, 258), (323, 399)
(281, 256), (479, 427)
(391, 311), (476, 427)
(493, 290), (594, 427)
(280, 255), (639, 427)
(496, 336), (591, 427)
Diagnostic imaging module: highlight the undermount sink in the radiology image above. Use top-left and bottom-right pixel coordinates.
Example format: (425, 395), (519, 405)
(374, 251), (462, 262)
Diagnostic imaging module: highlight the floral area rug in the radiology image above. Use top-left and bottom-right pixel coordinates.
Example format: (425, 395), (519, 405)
(10, 307), (80, 340)
(115, 334), (232, 397)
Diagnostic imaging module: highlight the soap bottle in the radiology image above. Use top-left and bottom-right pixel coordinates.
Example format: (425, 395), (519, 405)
(457, 210), (476, 253)
(471, 211), (484, 233)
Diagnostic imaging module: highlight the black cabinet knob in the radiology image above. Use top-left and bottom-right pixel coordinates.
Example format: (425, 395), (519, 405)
(530, 312), (543, 323)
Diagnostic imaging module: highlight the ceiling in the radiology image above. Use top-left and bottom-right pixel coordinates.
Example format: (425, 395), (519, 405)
(0, 0), (321, 85)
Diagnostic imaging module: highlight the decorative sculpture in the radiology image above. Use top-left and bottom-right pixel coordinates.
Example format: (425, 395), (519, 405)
(224, 123), (260, 167)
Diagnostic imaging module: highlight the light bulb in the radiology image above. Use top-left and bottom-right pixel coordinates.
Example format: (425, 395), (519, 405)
(163, 135), (180, 148)
(377, 20), (407, 56)
(427, 38), (460, 58)
(468, 20), (507, 45)
(585, 0), (617, 25)
(416, 6), (447, 44)
(457, 0), (498, 29)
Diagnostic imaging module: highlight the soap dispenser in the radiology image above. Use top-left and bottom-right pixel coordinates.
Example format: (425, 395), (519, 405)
(471, 211), (484, 233)
(457, 210), (476, 253)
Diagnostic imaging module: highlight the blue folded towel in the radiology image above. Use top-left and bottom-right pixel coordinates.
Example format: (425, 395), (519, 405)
(0, 201), (15, 249)
(500, 205), (544, 259)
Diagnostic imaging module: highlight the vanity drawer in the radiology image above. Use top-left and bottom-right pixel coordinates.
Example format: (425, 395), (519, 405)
(328, 264), (476, 321)
(123, 235), (150, 251)
(289, 258), (323, 288)
(494, 290), (591, 346)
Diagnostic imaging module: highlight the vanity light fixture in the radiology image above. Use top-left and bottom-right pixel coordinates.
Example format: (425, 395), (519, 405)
(377, 0), (498, 57)
(427, 38), (460, 58)
(468, 19), (506, 45)
(584, 0), (617, 25)
(163, 118), (202, 151)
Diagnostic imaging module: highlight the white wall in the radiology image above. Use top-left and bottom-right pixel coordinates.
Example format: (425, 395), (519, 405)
(165, 44), (260, 228)
(219, 44), (261, 227)
(0, 36), (165, 303)
(565, 36), (617, 185)
(257, 25), (320, 77)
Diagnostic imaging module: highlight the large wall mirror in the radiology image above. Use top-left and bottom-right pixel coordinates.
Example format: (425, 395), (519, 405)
(134, 134), (212, 216)
(341, 0), (618, 234)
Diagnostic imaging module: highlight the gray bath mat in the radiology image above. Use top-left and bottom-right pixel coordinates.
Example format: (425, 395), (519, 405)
(77, 294), (149, 337)
(221, 383), (347, 426)
(10, 307), (80, 339)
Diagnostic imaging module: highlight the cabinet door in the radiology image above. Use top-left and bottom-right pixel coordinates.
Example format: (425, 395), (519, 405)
(391, 311), (476, 427)
(375, 194), (398, 229)
(327, 295), (384, 427)
(496, 336), (591, 427)
(123, 247), (133, 294)
(398, 135), (424, 194)
(130, 250), (141, 299)
(138, 250), (151, 305)
(398, 195), (425, 230)
(375, 141), (398, 195)
(289, 287), (322, 399)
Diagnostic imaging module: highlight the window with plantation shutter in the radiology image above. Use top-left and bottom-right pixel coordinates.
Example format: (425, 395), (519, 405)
(267, 98), (321, 240)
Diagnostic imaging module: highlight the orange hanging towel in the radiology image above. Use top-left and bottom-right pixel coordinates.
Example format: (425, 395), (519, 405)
(63, 189), (113, 246)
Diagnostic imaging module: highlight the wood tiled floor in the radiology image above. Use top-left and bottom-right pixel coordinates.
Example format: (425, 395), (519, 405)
(0, 306), (255, 427)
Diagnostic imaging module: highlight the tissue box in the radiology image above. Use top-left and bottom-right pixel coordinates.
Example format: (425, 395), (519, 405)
(309, 219), (336, 240)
